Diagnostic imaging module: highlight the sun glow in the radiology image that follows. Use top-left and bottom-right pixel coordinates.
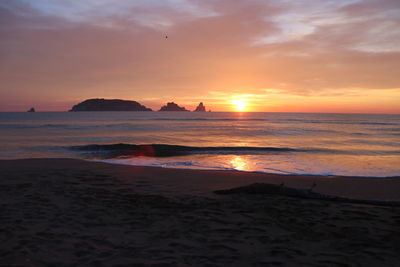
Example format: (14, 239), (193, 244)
(232, 99), (248, 112)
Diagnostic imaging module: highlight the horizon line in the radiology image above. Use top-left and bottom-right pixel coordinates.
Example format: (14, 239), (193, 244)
(1, 111), (399, 115)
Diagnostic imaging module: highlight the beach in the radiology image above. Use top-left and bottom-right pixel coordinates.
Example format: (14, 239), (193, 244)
(1, 158), (400, 266)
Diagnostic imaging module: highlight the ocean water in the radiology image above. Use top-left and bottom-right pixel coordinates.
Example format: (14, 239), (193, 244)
(0, 112), (399, 177)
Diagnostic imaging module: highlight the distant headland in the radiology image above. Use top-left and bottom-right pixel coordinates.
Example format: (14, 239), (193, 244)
(69, 99), (208, 112)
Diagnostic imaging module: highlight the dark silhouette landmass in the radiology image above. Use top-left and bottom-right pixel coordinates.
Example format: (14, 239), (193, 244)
(27, 107), (35, 112)
(69, 99), (152, 112)
(194, 102), (206, 112)
(159, 102), (189, 111)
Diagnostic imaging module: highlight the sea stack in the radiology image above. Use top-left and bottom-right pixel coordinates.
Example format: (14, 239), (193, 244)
(194, 102), (206, 112)
(69, 99), (152, 111)
(159, 102), (189, 111)
(27, 107), (35, 112)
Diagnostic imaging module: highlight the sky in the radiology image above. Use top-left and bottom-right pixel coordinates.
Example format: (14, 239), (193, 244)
(0, 0), (400, 113)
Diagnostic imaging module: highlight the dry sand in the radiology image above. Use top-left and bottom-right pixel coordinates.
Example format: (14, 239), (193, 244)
(1, 158), (400, 266)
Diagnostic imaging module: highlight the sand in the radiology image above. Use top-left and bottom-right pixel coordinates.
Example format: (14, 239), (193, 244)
(1, 158), (400, 266)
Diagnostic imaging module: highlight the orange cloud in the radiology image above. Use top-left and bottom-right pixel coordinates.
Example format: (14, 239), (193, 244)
(0, 0), (399, 113)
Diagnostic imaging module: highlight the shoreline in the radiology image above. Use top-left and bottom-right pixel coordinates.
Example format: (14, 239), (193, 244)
(98, 158), (400, 179)
(1, 158), (400, 266)
(2, 158), (400, 201)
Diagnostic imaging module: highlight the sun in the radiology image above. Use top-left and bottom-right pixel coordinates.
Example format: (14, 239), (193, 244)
(232, 99), (247, 112)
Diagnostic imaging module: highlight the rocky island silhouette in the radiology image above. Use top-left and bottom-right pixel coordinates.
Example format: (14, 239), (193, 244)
(194, 102), (206, 112)
(159, 102), (189, 111)
(69, 99), (152, 112)
(68, 99), (209, 112)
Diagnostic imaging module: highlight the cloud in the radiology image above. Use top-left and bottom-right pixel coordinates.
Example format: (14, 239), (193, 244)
(0, 0), (399, 111)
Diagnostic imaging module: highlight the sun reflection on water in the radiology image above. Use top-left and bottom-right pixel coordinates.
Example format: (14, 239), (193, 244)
(229, 156), (249, 171)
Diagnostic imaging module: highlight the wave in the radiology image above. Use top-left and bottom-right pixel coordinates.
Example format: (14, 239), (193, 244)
(152, 118), (269, 122)
(0, 123), (92, 130)
(370, 127), (400, 132)
(148, 118), (399, 125)
(68, 143), (400, 158)
(69, 143), (340, 158)
(0, 123), (150, 130)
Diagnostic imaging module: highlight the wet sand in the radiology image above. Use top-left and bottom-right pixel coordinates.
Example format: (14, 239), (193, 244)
(1, 158), (400, 266)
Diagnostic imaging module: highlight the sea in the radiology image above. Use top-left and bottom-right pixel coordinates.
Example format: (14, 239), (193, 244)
(0, 112), (399, 177)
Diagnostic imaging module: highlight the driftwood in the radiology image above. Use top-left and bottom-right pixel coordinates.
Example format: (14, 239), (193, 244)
(214, 183), (400, 207)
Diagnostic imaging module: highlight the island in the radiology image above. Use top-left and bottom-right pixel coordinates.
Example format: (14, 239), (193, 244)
(194, 102), (206, 112)
(159, 102), (189, 111)
(69, 99), (152, 112)
(27, 107), (35, 112)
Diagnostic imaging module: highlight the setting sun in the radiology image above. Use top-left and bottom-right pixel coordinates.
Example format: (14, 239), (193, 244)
(232, 99), (248, 112)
